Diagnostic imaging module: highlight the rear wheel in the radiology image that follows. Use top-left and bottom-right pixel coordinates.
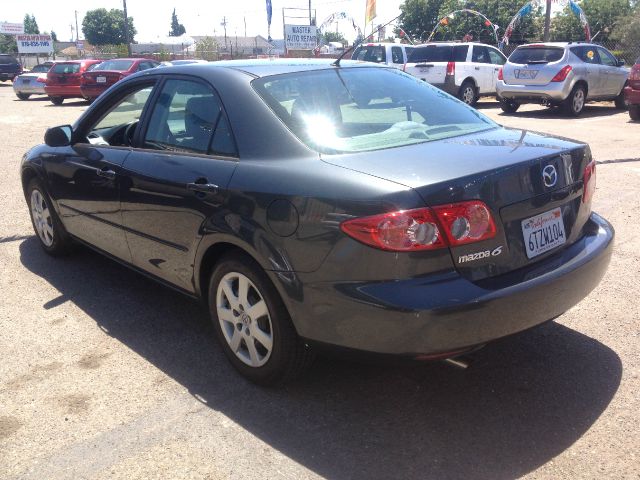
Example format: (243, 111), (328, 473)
(563, 85), (586, 116)
(629, 105), (640, 121)
(458, 81), (477, 105)
(499, 98), (520, 113)
(208, 253), (314, 386)
(16, 92), (31, 100)
(49, 96), (64, 105)
(26, 178), (74, 256)
(614, 88), (628, 110)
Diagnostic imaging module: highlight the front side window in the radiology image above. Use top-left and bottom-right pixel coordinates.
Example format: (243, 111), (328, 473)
(488, 48), (506, 65)
(143, 79), (237, 157)
(598, 48), (617, 66)
(84, 85), (154, 147)
(253, 67), (496, 154)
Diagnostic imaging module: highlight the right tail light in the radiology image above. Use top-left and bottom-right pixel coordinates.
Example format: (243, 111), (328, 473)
(498, 67), (503, 81)
(551, 65), (572, 82)
(446, 61), (455, 76)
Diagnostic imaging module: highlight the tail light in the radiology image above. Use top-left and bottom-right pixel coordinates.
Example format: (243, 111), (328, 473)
(340, 201), (496, 252)
(446, 61), (455, 76)
(629, 65), (640, 81)
(551, 65), (572, 82)
(582, 160), (596, 204)
(36, 75), (47, 84)
(498, 67), (503, 81)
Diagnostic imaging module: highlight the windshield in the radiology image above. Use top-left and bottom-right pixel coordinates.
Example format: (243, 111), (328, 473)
(52, 63), (80, 74)
(252, 67), (496, 154)
(510, 47), (564, 64)
(351, 46), (386, 63)
(408, 45), (468, 63)
(94, 60), (134, 71)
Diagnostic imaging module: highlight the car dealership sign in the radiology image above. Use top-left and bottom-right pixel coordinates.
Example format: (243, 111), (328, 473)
(0, 22), (24, 35)
(284, 25), (317, 50)
(16, 34), (54, 54)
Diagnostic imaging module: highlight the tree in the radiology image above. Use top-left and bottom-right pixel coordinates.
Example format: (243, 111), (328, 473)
(196, 36), (218, 61)
(23, 14), (40, 34)
(399, 0), (446, 42)
(169, 8), (186, 36)
(0, 34), (17, 54)
(323, 31), (347, 45)
(82, 8), (137, 46)
(551, 0), (633, 42)
(51, 31), (58, 42)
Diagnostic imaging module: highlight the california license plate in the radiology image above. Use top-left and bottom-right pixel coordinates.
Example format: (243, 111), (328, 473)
(521, 207), (566, 259)
(96, 76), (107, 83)
(515, 69), (538, 79)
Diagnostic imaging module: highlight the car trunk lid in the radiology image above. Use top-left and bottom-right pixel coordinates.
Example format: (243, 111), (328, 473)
(82, 70), (124, 87)
(323, 128), (594, 281)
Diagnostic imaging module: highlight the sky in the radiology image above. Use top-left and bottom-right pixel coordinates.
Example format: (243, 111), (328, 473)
(2, 0), (404, 43)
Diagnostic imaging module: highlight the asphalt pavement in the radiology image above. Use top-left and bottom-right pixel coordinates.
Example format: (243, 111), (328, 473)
(0, 86), (638, 479)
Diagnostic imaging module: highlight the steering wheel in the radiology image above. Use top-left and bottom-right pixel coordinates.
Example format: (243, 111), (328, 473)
(123, 121), (138, 146)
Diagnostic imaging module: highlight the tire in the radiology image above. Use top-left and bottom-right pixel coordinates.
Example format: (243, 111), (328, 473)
(16, 92), (31, 100)
(25, 178), (74, 256)
(499, 98), (520, 113)
(49, 96), (64, 105)
(208, 253), (314, 386)
(614, 88), (628, 110)
(563, 84), (586, 116)
(458, 81), (477, 105)
(629, 105), (640, 121)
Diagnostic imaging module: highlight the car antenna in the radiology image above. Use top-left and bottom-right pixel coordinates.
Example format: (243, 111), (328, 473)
(332, 13), (404, 68)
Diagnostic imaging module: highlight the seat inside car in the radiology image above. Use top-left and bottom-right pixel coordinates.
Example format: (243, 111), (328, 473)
(183, 95), (220, 153)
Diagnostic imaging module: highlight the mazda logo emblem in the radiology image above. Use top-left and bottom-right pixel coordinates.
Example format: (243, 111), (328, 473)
(542, 165), (558, 188)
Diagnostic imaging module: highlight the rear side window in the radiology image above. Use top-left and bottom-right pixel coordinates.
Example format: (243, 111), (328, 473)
(391, 47), (403, 64)
(0, 55), (18, 64)
(351, 46), (386, 63)
(52, 63), (80, 74)
(570, 46), (600, 64)
(409, 45), (467, 63)
(472, 46), (490, 64)
(144, 79), (237, 157)
(510, 47), (564, 64)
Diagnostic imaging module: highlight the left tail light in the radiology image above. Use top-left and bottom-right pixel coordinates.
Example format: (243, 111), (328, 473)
(340, 201), (496, 252)
(36, 75), (47, 83)
(582, 160), (596, 204)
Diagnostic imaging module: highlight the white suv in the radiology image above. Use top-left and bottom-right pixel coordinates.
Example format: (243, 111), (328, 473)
(351, 43), (415, 70)
(404, 42), (507, 105)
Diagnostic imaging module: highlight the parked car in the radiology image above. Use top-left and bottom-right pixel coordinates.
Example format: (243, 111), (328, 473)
(403, 42), (507, 105)
(160, 59), (209, 66)
(80, 58), (160, 101)
(625, 57), (640, 121)
(44, 60), (103, 105)
(497, 42), (629, 116)
(351, 42), (414, 69)
(22, 60), (613, 385)
(12, 62), (54, 100)
(0, 53), (23, 82)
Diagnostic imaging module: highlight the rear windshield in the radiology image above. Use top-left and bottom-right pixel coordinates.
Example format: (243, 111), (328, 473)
(351, 46), (386, 63)
(52, 63), (81, 74)
(30, 64), (51, 73)
(94, 60), (134, 71)
(408, 45), (468, 63)
(0, 55), (18, 64)
(252, 67), (496, 154)
(510, 47), (564, 64)
(86, 63), (101, 72)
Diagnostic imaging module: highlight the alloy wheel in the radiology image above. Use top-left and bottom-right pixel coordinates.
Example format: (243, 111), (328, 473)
(573, 89), (585, 113)
(30, 189), (54, 247)
(216, 272), (273, 367)
(462, 87), (475, 104)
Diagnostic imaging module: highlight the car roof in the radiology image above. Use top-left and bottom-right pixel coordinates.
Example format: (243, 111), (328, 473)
(516, 42), (600, 48)
(411, 42), (494, 48)
(162, 58), (384, 78)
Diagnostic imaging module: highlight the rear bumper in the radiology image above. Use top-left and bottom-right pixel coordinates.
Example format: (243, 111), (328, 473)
(13, 83), (46, 95)
(497, 80), (571, 103)
(80, 85), (109, 99)
(624, 86), (640, 105)
(44, 85), (82, 97)
(0, 73), (18, 81)
(288, 212), (613, 356)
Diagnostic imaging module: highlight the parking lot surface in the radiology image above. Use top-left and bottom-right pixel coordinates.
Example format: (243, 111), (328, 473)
(1, 85), (638, 479)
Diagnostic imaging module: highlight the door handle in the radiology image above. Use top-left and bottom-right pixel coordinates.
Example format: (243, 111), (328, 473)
(187, 180), (218, 194)
(96, 167), (116, 180)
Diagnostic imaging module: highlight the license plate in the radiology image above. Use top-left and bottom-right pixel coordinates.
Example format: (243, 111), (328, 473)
(418, 67), (431, 73)
(521, 207), (566, 259)
(96, 76), (106, 83)
(515, 69), (538, 79)
(22, 79), (30, 84)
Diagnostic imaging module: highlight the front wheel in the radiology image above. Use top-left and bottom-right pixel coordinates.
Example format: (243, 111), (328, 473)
(16, 92), (31, 100)
(26, 178), (74, 256)
(629, 105), (640, 121)
(208, 253), (314, 386)
(563, 85), (586, 116)
(499, 98), (520, 113)
(49, 96), (64, 105)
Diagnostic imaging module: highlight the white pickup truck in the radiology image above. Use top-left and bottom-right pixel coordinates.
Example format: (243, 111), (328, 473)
(351, 42), (415, 70)
(403, 42), (507, 105)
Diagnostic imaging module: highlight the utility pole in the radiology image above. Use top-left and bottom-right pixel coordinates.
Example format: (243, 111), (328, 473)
(244, 16), (247, 38)
(543, 0), (552, 42)
(123, 0), (132, 56)
(221, 17), (228, 50)
(75, 10), (79, 42)
(309, 0), (312, 25)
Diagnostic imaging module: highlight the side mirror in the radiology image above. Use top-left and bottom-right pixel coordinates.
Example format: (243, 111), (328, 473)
(618, 59), (626, 67)
(44, 125), (73, 147)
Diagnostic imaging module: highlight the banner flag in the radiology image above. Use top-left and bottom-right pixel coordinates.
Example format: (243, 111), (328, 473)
(365, 0), (376, 25)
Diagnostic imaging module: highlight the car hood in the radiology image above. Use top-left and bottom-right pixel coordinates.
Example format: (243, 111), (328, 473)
(321, 127), (583, 190)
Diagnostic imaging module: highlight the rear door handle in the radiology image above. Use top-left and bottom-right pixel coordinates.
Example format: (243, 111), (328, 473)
(187, 180), (218, 194)
(96, 167), (116, 180)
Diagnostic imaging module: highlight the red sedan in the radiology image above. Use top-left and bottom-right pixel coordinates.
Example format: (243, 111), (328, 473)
(81, 58), (160, 101)
(44, 60), (103, 105)
(625, 57), (640, 121)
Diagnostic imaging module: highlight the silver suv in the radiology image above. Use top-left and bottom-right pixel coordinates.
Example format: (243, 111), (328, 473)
(496, 42), (629, 116)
